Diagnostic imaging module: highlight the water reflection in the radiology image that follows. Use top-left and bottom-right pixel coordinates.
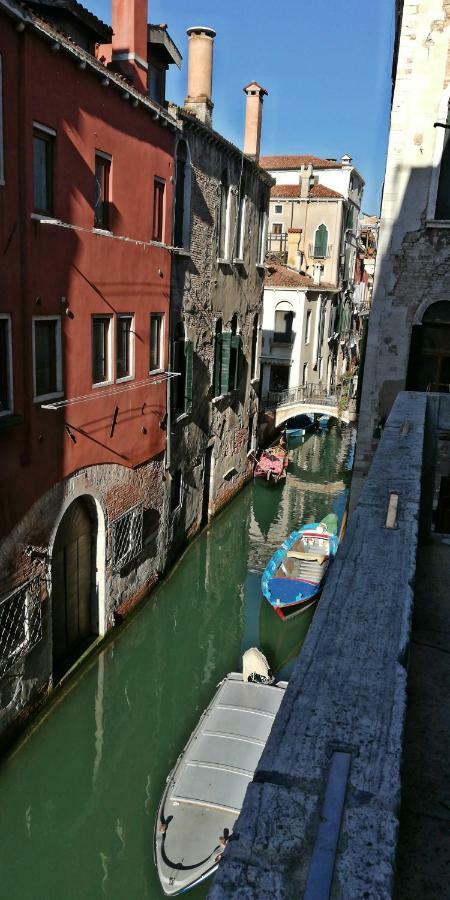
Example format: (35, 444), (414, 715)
(0, 423), (355, 900)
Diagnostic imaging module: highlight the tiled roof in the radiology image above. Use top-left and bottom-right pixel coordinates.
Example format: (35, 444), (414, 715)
(271, 184), (343, 200)
(265, 261), (336, 291)
(261, 155), (343, 170)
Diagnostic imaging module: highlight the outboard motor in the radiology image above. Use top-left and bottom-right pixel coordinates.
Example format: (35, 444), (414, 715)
(242, 647), (274, 684)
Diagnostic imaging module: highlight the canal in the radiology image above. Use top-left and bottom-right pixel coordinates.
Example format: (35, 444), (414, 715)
(0, 423), (354, 900)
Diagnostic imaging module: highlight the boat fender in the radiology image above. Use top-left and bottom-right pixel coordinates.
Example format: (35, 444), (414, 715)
(243, 647), (274, 684)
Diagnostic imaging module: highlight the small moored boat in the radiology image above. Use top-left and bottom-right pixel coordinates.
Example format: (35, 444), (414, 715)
(154, 650), (287, 896)
(253, 438), (288, 483)
(285, 413), (316, 438)
(261, 513), (338, 621)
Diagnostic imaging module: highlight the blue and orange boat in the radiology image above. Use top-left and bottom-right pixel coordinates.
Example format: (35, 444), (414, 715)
(261, 514), (338, 621)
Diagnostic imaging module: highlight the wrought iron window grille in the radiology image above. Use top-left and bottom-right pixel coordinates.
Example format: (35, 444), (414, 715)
(111, 504), (143, 571)
(0, 577), (42, 677)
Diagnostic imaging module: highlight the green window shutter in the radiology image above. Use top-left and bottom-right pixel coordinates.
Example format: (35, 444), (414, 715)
(184, 340), (193, 412)
(213, 333), (222, 397)
(220, 332), (232, 395)
(314, 224), (328, 257)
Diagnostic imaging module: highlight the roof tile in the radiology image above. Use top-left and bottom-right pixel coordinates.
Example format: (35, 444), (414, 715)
(261, 155), (343, 170)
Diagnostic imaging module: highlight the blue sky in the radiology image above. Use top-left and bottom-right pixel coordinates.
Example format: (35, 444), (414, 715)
(89, 0), (396, 213)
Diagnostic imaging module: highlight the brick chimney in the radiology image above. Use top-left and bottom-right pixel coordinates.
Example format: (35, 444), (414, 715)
(299, 164), (313, 198)
(184, 26), (216, 126)
(111, 0), (148, 92)
(243, 82), (268, 161)
(287, 228), (303, 270)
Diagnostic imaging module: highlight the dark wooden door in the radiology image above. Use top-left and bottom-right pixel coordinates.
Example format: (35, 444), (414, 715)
(51, 498), (96, 675)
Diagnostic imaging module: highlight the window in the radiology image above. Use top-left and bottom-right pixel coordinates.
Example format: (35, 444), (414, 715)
(275, 204), (282, 214)
(33, 125), (55, 215)
(313, 224), (329, 258)
(250, 314), (259, 380)
(112, 504), (143, 570)
(257, 206), (268, 265)
(116, 315), (133, 381)
(172, 322), (193, 416)
(33, 317), (62, 400)
(0, 54), (4, 184)
(302, 362), (308, 386)
(305, 309), (312, 344)
(213, 316), (242, 396)
(272, 223), (283, 235)
(170, 469), (183, 513)
(92, 316), (112, 385)
(218, 169), (230, 259)
(274, 306), (294, 343)
(94, 153), (111, 230)
(436, 101), (450, 219)
(0, 315), (13, 414)
(153, 177), (165, 242)
(235, 179), (246, 260)
(174, 142), (189, 248)
(150, 313), (164, 372)
(0, 578), (42, 677)
(228, 314), (241, 392)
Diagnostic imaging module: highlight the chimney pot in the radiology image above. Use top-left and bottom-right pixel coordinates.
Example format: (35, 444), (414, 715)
(243, 82), (268, 161)
(184, 26), (216, 126)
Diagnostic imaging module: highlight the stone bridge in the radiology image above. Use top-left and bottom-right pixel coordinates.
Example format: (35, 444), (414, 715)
(262, 385), (358, 428)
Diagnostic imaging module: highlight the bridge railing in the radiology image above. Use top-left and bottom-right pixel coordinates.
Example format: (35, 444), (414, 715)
(262, 383), (338, 411)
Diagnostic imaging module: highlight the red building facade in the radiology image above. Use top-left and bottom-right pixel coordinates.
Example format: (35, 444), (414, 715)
(0, 0), (180, 726)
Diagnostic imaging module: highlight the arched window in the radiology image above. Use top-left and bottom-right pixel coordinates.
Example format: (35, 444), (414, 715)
(274, 301), (295, 343)
(313, 224), (328, 258)
(174, 141), (189, 248)
(435, 101), (450, 220)
(218, 169), (230, 259)
(250, 314), (259, 380)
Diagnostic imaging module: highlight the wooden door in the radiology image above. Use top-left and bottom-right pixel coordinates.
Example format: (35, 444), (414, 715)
(51, 498), (96, 675)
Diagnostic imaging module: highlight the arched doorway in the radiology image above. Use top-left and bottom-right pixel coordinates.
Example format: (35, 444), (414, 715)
(407, 301), (450, 391)
(51, 497), (99, 677)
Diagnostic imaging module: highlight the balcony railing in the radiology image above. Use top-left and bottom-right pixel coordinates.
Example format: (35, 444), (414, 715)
(267, 232), (288, 254)
(308, 243), (332, 259)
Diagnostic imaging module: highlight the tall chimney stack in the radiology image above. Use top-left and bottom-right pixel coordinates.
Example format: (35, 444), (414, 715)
(243, 82), (267, 161)
(184, 26), (216, 126)
(111, 0), (148, 92)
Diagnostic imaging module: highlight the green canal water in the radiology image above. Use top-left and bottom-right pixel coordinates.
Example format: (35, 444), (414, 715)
(0, 423), (354, 900)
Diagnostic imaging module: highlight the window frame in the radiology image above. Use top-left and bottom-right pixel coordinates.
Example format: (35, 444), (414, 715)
(257, 207), (268, 266)
(173, 141), (191, 250)
(32, 315), (62, 403)
(33, 123), (56, 216)
(92, 314), (113, 388)
(152, 176), (166, 243)
(305, 308), (312, 344)
(218, 170), (232, 262)
(0, 54), (4, 186)
(0, 313), (13, 416)
(313, 223), (329, 258)
(150, 313), (164, 374)
(116, 314), (134, 383)
(235, 182), (247, 262)
(94, 151), (112, 232)
(274, 204), (282, 214)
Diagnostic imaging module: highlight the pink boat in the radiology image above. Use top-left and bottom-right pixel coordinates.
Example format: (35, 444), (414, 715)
(254, 442), (288, 483)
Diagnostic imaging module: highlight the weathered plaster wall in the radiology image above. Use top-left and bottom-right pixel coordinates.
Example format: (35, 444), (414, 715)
(352, 0), (450, 507)
(0, 456), (167, 740)
(169, 116), (271, 541)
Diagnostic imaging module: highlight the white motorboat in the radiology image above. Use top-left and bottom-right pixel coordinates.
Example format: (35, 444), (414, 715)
(154, 650), (286, 896)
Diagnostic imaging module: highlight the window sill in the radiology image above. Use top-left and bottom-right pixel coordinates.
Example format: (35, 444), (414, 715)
(217, 257), (232, 267)
(93, 227), (113, 237)
(171, 247), (191, 257)
(0, 413), (24, 431)
(116, 375), (135, 384)
(426, 220), (450, 229)
(30, 213), (60, 223)
(150, 239), (171, 250)
(35, 391), (64, 404)
(212, 391), (235, 405)
(92, 380), (114, 390)
(256, 263), (266, 273)
(149, 368), (164, 376)
(250, 377), (260, 386)
(233, 257), (244, 266)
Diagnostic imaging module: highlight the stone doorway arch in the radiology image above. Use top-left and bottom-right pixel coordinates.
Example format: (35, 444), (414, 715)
(51, 496), (99, 678)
